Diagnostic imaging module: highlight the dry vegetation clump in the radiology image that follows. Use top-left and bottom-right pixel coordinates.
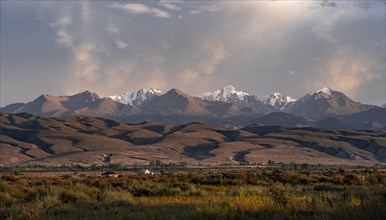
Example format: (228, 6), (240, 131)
(0, 169), (385, 219)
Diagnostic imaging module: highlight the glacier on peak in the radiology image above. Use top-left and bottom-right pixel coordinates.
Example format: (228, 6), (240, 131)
(108, 88), (162, 106)
(199, 85), (250, 103)
(217, 85), (250, 102)
(262, 92), (296, 110)
(199, 86), (296, 109)
(312, 87), (333, 96)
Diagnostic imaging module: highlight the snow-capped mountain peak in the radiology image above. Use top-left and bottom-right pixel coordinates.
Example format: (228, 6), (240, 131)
(199, 85), (250, 103)
(108, 88), (162, 106)
(312, 87), (333, 96)
(199, 90), (221, 101)
(217, 85), (250, 102)
(263, 92), (296, 110)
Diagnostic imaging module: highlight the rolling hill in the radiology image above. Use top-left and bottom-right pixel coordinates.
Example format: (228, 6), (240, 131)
(1, 112), (384, 167)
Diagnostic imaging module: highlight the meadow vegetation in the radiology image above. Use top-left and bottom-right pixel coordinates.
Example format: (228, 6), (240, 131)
(1, 169), (385, 219)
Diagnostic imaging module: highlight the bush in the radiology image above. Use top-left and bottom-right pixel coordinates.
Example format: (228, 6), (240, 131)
(25, 188), (48, 202)
(344, 173), (366, 185)
(269, 184), (292, 206)
(313, 183), (346, 192)
(131, 184), (183, 197)
(0, 169), (385, 219)
(59, 190), (90, 204)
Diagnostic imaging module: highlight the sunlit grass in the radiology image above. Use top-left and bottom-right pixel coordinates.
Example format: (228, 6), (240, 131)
(0, 170), (385, 219)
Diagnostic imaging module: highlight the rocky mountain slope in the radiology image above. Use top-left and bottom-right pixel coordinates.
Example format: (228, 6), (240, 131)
(1, 86), (380, 129)
(2, 91), (139, 118)
(284, 87), (374, 119)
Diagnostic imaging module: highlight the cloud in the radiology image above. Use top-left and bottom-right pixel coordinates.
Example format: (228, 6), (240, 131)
(320, 0), (337, 7)
(200, 43), (229, 75)
(179, 69), (200, 85)
(149, 8), (170, 18)
(48, 6), (103, 91)
(73, 43), (101, 82)
(108, 3), (170, 18)
(50, 15), (74, 48)
(309, 9), (344, 43)
(109, 3), (149, 14)
(81, 1), (91, 24)
(105, 63), (133, 89)
(288, 70), (301, 76)
(189, 3), (221, 15)
(49, 16), (72, 26)
(309, 50), (381, 97)
(105, 25), (120, 34)
(179, 43), (229, 86)
(159, 0), (181, 11)
(55, 30), (74, 47)
(1, 1), (384, 106)
(115, 40), (128, 49)
(142, 71), (167, 89)
(105, 65), (167, 94)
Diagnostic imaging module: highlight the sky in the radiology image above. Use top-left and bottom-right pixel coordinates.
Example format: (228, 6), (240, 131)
(1, 0), (385, 106)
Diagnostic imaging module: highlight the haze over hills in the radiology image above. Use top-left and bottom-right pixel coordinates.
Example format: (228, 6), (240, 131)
(1, 112), (385, 166)
(0, 86), (384, 130)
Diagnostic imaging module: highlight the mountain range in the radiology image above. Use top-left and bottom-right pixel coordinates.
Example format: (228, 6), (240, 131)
(1, 86), (385, 130)
(108, 88), (162, 106)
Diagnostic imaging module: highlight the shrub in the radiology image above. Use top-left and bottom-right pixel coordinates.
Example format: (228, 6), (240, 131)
(313, 183), (346, 192)
(59, 190), (90, 204)
(25, 188), (48, 202)
(344, 173), (366, 185)
(269, 184), (292, 206)
(86, 188), (106, 202)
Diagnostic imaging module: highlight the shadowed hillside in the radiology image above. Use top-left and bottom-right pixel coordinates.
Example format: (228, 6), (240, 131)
(1, 112), (385, 166)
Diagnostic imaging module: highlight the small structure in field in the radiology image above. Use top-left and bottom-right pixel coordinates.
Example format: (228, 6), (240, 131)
(142, 169), (154, 175)
(101, 171), (118, 178)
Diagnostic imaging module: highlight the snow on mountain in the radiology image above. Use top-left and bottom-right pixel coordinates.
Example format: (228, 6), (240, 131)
(199, 85), (250, 104)
(311, 87), (333, 96)
(108, 88), (162, 106)
(284, 87), (375, 119)
(199, 86), (296, 111)
(293, 87), (336, 106)
(199, 90), (221, 102)
(263, 92), (296, 110)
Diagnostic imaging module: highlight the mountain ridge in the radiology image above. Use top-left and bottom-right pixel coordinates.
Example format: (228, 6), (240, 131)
(284, 87), (374, 119)
(1, 86), (381, 129)
(108, 88), (162, 106)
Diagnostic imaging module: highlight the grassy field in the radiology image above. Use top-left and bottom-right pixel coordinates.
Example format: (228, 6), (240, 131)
(1, 169), (385, 219)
